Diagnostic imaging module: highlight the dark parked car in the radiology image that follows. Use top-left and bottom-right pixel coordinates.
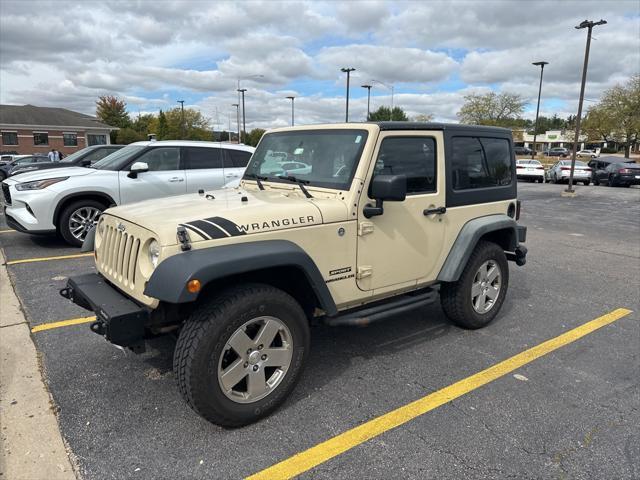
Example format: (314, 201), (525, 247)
(514, 146), (533, 156)
(8, 145), (124, 177)
(593, 162), (640, 187)
(544, 147), (570, 157)
(0, 155), (49, 180)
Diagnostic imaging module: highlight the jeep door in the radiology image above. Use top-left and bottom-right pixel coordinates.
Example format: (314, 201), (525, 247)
(183, 146), (225, 191)
(356, 131), (446, 291)
(118, 146), (186, 204)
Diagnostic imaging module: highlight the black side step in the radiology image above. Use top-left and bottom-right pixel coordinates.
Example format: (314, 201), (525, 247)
(323, 288), (437, 327)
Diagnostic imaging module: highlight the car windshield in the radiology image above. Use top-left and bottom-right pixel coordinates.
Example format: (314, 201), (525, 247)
(60, 148), (90, 163)
(245, 129), (368, 190)
(517, 160), (541, 165)
(92, 145), (146, 170)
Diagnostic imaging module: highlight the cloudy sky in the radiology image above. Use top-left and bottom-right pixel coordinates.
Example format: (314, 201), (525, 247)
(1, 0), (638, 130)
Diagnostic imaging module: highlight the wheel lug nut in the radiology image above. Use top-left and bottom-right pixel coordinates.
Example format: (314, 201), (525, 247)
(247, 348), (252, 354)
(261, 354), (267, 360)
(243, 362), (248, 368)
(258, 344), (263, 350)
(253, 365), (259, 372)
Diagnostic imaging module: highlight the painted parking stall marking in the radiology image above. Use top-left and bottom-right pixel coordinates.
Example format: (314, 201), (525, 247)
(5, 252), (93, 265)
(31, 316), (96, 333)
(246, 308), (633, 480)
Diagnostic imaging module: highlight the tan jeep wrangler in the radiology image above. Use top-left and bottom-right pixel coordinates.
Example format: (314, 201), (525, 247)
(61, 122), (527, 426)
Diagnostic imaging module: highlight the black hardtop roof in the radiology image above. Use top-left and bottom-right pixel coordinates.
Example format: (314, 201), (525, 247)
(374, 121), (512, 135)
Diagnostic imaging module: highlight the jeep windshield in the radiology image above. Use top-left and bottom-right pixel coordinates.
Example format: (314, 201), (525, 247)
(244, 129), (368, 190)
(91, 145), (146, 171)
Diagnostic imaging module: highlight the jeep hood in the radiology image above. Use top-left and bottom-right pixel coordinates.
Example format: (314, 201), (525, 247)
(105, 187), (349, 245)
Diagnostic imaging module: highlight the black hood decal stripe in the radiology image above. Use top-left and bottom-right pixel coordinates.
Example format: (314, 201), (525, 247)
(179, 223), (211, 240)
(204, 216), (247, 236)
(183, 220), (228, 239)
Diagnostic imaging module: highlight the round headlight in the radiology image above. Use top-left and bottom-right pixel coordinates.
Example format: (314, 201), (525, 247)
(148, 239), (160, 267)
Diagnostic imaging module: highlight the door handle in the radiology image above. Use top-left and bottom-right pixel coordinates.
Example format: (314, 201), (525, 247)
(168, 177), (184, 182)
(225, 173), (238, 177)
(423, 206), (446, 216)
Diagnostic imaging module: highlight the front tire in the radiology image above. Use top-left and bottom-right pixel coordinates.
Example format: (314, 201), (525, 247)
(173, 284), (310, 427)
(440, 241), (509, 329)
(58, 199), (105, 246)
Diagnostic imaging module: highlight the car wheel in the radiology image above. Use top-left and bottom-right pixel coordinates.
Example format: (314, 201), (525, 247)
(58, 199), (105, 247)
(608, 175), (617, 187)
(173, 283), (310, 427)
(0, 171), (6, 181)
(593, 177), (600, 186)
(583, 180), (590, 186)
(440, 241), (509, 329)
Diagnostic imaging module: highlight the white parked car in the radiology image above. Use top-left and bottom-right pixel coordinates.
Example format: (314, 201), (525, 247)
(1, 140), (254, 246)
(546, 160), (592, 185)
(515, 160), (545, 183)
(577, 149), (600, 159)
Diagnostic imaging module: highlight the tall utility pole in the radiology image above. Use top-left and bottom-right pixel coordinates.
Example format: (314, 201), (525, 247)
(531, 61), (549, 159)
(236, 74), (264, 144)
(341, 67), (355, 122)
(237, 89), (247, 143)
(286, 96), (295, 126)
(566, 19), (607, 194)
(232, 103), (239, 143)
(177, 100), (185, 139)
(371, 79), (394, 120)
(361, 84), (372, 121)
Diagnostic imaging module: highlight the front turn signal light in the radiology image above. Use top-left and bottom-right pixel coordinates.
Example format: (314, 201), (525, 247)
(187, 279), (201, 293)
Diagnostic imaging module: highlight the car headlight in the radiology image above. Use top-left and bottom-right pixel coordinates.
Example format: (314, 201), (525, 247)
(15, 177), (68, 191)
(148, 239), (160, 267)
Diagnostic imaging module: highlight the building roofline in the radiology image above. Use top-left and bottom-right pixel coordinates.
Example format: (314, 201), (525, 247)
(0, 123), (117, 131)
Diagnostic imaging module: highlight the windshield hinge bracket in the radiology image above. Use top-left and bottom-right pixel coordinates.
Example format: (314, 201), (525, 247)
(356, 266), (373, 279)
(358, 222), (375, 236)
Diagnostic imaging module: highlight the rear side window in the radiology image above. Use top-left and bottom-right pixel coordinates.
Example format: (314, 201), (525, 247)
(185, 147), (222, 169)
(135, 147), (181, 171)
(224, 149), (252, 168)
(374, 136), (437, 194)
(451, 136), (512, 190)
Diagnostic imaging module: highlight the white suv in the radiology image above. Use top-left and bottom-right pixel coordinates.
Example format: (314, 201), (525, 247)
(1, 140), (254, 246)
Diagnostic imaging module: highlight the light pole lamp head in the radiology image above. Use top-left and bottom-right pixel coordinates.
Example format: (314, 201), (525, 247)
(286, 96), (295, 101)
(341, 67), (355, 73)
(237, 88), (247, 93)
(532, 61), (549, 67)
(361, 84), (372, 89)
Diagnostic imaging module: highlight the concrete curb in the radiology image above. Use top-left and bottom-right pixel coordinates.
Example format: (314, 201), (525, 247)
(0, 249), (76, 479)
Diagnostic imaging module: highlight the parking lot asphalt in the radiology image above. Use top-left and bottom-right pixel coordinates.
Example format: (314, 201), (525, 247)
(1, 182), (639, 479)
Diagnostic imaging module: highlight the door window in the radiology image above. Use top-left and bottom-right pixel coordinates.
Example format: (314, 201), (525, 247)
(451, 136), (512, 189)
(134, 147), (181, 171)
(224, 149), (252, 168)
(184, 147), (222, 169)
(373, 136), (437, 194)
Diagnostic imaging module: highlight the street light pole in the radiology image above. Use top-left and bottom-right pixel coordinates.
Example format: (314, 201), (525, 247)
(177, 100), (185, 139)
(237, 88), (247, 143)
(231, 103), (239, 143)
(566, 19), (607, 194)
(361, 84), (372, 120)
(236, 74), (264, 144)
(341, 67), (355, 122)
(531, 61), (548, 159)
(286, 96), (295, 126)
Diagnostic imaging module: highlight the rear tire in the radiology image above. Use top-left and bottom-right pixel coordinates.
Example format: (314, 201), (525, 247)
(440, 241), (509, 329)
(173, 283), (310, 427)
(594, 177), (600, 186)
(58, 199), (105, 247)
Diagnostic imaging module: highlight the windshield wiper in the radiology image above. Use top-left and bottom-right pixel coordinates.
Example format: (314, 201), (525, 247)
(243, 173), (267, 190)
(277, 175), (313, 198)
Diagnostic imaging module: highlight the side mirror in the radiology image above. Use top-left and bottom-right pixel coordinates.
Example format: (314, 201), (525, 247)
(128, 161), (149, 178)
(80, 159), (91, 167)
(363, 174), (407, 218)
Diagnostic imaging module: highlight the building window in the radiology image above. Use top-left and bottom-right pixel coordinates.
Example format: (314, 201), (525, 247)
(63, 133), (78, 146)
(87, 134), (107, 146)
(1, 132), (18, 145)
(33, 132), (49, 145)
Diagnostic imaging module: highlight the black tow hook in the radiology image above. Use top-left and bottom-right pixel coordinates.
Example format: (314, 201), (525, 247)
(515, 246), (527, 266)
(59, 287), (72, 299)
(90, 321), (106, 336)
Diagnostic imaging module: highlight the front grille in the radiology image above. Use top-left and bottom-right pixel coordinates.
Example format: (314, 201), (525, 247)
(2, 184), (11, 205)
(98, 224), (141, 289)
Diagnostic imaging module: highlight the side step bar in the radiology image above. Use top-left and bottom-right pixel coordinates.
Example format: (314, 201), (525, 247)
(323, 288), (437, 327)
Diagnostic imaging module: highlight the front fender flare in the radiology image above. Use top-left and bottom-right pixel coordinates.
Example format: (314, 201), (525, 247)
(437, 214), (520, 282)
(144, 239), (337, 315)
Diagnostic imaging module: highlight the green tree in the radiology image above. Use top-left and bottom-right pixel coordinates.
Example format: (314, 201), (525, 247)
(457, 92), (525, 127)
(162, 107), (211, 140)
(157, 110), (168, 140)
(116, 127), (146, 144)
(245, 128), (266, 147)
(131, 113), (155, 134)
(368, 106), (409, 121)
(582, 75), (640, 158)
(96, 95), (131, 143)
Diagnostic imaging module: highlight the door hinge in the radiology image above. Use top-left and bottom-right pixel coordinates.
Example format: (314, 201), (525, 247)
(358, 221), (374, 236)
(356, 266), (373, 279)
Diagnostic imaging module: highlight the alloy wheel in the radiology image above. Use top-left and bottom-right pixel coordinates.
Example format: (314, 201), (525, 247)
(68, 206), (101, 242)
(471, 260), (502, 314)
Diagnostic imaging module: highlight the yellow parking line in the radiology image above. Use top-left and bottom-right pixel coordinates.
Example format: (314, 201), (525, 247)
(6, 252), (93, 265)
(0, 229), (15, 233)
(246, 307), (633, 480)
(31, 316), (96, 333)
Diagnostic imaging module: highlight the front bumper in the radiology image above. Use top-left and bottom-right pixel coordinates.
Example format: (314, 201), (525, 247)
(60, 273), (149, 350)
